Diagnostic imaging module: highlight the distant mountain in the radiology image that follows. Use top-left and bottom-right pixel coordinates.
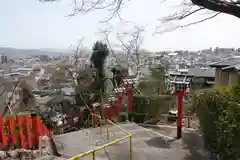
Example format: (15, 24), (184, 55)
(0, 47), (67, 57)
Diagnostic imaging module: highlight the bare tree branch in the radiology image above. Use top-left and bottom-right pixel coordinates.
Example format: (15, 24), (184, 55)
(116, 25), (144, 77)
(40, 0), (240, 33)
(73, 38), (84, 71)
(67, 0), (125, 22)
(3, 78), (21, 116)
(98, 27), (122, 65)
(155, 12), (220, 34)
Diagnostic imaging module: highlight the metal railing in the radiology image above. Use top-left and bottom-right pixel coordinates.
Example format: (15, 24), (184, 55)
(68, 114), (133, 160)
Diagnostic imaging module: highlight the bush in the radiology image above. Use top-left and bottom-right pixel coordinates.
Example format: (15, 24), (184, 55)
(131, 95), (175, 123)
(193, 86), (240, 159)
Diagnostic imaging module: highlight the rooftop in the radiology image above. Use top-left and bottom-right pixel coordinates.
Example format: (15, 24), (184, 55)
(169, 67), (215, 78)
(210, 56), (240, 67)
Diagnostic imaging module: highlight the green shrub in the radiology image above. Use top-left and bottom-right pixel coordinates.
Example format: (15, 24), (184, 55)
(193, 86), (240, 159)
(131, 95), (175, 123)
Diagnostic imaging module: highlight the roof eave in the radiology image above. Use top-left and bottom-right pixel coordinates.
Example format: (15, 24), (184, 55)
(209, 64), (228, 68)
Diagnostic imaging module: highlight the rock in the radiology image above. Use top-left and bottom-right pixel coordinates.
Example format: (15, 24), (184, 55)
(0, 151), (7, 159)
(18, 149), (33, 159)
(8, 150), (19, 158)
(39, 136), (61, 156)
(33, 149), (42, 158)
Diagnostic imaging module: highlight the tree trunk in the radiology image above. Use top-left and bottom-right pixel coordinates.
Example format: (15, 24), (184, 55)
(100, 91), (105, 118)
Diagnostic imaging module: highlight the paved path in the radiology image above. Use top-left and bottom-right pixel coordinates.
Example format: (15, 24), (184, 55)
(54, 123), (210, 160)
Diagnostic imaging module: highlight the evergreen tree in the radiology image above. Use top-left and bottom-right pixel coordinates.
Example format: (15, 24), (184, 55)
(90, 41), (109, 100)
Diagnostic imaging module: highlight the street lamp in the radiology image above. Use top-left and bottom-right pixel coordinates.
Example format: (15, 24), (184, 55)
(123, 78), (137, 113)
(172, 81), (189, 139)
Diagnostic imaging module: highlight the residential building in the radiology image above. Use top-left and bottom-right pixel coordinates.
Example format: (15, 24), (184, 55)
(210, 56), (240, 87)
(168, 67), (215, 89)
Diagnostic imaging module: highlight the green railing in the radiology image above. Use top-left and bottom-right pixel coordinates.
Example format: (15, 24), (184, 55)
(68, 114), (133, 160)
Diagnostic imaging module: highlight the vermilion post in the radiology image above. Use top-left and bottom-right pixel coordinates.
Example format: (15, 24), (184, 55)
(114, 98), (119, 116)
(16, 115), (25, 148)
(127, 85), (133, 113)
(117, 93), (123, 113)
(105, 107), (109, 120)
(176, 93), (184, 139)
(107, 107), (111, 120)
(37, 117), (43, 136)
(8, 116), (16, 146)
(32, 115), (39, 148)
(80, 109), (84, 122)
(24, 114), (32, 148)
(0, 116), (7, 148)
(110, 103), (115, 119)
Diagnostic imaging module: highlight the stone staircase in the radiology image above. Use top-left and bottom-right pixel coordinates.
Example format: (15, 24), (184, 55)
(54, 123), (210, 160)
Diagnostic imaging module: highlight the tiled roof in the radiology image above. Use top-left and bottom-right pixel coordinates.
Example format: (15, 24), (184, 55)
(169, 67), (215, 78)
(222, 62), (240, 71)
(210, 57), (240, 67)
(188, 68), (215, 78)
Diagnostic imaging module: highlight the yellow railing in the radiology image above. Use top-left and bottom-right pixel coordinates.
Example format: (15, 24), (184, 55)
(68, 114), (133, 160)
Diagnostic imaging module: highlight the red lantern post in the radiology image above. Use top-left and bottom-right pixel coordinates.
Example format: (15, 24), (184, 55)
(115, 88), (124, 113)
(172, 83), (189, 139)
(108, 96), (117, 119)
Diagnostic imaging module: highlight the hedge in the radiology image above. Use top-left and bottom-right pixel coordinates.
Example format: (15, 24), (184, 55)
(193, 86), (240, 160)
(130, 95), (176, 123)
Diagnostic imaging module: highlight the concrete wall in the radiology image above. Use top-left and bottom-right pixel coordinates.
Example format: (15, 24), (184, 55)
(229, 70), (239, 85)
(221, 70), (229, 86)
(214, 68), (222, 87)
(215, 67), (239, 87)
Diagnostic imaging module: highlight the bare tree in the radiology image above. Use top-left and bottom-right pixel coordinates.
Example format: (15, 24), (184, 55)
(40, 0), (240, 31)
(73, 38), (84, 71)
(116, 25), (144, 77)
(51, 38), (85, 88)
(1, 75), (37, 116)
(98, 27), (122, 65)
(98, 23), (144, 77)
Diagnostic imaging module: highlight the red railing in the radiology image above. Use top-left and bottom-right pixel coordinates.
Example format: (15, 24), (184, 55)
(0, 113), (51, 149)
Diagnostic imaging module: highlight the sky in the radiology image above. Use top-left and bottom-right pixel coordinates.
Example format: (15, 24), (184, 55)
(1, 0), (240, 52)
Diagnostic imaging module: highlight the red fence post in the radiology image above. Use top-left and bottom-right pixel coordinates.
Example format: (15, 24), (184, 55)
(16, 115), (25, 148)
(24, 114), (32, 148)
(31, 115), (39, 148)
(108, 106), (112, 120)
(42, 124), (50, 137)
(80, 109), (84, 122)
(8, 116), (16, 146)
(110, 103), (115, 119)
(0, 116), (7, 148)
(38, 118), (43, 137)
(105, 107), (108, 120)
(127, 85), (133, 113)
(117, 93), (123, 113)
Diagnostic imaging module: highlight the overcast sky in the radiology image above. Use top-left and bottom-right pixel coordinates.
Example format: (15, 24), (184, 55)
(0, 0), (240, 52)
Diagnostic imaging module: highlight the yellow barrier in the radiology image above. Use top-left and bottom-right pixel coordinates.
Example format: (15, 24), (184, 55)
(68, 114), (133, 160)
